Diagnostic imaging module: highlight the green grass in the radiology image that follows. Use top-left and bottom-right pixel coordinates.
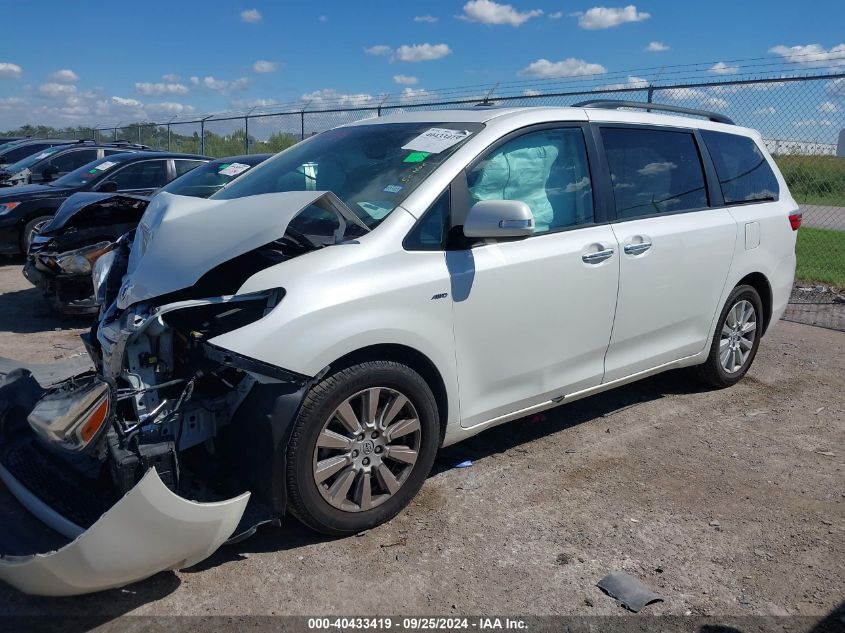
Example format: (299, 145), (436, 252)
(795, 226), (845, 287)
(774, 155), (845, 207)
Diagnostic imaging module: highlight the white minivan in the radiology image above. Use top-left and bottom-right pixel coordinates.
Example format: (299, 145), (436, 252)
(0, 102), (799, 595)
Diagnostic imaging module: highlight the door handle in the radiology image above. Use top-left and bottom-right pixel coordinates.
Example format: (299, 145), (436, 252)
(623, 242), (652, 255)
(581, 248), (614, 264)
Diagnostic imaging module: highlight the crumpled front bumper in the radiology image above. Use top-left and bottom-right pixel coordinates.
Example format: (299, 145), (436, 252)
(0, 370), (250, 597)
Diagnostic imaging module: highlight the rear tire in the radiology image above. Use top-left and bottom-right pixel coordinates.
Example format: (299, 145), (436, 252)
(286, 360), (440, 536)
(22, 215), (53, 253)
(695, 284), (763, 388)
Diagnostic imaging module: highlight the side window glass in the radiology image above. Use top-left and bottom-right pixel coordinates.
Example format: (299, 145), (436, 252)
(404, 189), (450, 250)
(108, 160), (168, 190)
(174, 159), (205, 177)
(602, 128), (708, 218)
(467, 128), (594, 233)
(5, 143), (48, 162)
(700, 130), (779, 204)
(51, 149), (97, 172)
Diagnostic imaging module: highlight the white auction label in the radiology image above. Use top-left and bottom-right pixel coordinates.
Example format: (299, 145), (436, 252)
(401, 128), (472, 154)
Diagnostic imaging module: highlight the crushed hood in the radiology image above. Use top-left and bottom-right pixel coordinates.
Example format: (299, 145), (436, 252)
(45, 192), (150, 233)
(118, 190), (366, 309)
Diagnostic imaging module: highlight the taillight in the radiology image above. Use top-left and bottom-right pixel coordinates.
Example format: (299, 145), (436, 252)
(788, 211), (802, 231)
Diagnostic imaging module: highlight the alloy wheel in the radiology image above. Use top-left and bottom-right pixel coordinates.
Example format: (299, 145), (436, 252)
(312, 387), (422, 512)
(719, 299), (757, 374)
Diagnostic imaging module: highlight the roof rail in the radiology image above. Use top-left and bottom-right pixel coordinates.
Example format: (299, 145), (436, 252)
(573, 99), (735, 125)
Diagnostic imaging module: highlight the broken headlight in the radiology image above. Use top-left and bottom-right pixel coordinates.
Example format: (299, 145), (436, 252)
(92, 248), (118, 303)
(56, 241), (114, 275)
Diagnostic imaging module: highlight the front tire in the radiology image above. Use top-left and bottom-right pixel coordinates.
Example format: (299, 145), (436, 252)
(22, 215), (53, 252)
(695, 284), (764, 388)
(286, 361), (440, 535)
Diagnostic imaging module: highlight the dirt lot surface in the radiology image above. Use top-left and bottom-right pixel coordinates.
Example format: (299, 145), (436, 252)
(0, 258), (843, 621)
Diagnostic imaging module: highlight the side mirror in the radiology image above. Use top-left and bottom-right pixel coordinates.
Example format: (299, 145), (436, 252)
(41, 165), (58, 181)
(463, 200), (535, 239)
(97, 180), (118, 193)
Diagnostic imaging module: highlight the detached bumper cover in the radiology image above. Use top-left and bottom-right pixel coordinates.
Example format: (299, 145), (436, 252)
(0, 469), (249, 597)
(0, 370), (250, 597)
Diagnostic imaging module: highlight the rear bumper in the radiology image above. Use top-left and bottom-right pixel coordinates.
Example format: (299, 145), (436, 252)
(0, 370), (250, 596)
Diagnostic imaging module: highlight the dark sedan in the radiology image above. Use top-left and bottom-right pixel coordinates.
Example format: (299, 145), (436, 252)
(25, 153), (270, 314)
(0, 151), (209, 255)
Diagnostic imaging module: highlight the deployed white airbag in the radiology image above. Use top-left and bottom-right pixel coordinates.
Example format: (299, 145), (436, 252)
(0, 469), (249, 596)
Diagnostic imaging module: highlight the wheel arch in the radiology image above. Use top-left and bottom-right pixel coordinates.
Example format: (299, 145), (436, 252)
(735, 272), (773, 334)
(324, 343), (450, 445)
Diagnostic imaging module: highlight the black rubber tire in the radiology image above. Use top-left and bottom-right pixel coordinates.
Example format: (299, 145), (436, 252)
(21, 215), (53, 253)
(286, 360), (440, 536)
(695, 284), (764, 388)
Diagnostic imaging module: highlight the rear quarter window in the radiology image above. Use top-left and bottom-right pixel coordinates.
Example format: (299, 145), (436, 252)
(700, 130), (779, 204)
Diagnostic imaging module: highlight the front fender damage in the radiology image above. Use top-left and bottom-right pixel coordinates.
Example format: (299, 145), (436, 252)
(0, 467), (249, 597)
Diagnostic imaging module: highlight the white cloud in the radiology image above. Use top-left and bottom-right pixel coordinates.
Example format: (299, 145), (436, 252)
(601, 75), (649, 90)
(202, 76), (249, 92)
(577, 5), (650, 30)
(709, 62), (739, 75)
(645, 41), (669, 52)
(394, 74), (419, 85)
(253, 60), (278, 73)
(664, 87), (728, 110)
(147, 101), (195, 115)
(548, 11), (563, 19)
(0, 97), (25, 108)
(794, 119), (833, 127)
(769, 43), (845, 67)
(753, 106), (776, 115)
(395, 43), (452, 62)
(110, 96), (143, 108)
(231, 98), (279, 109)
(818, 101), (838, 113)
(0, 62), (23, 79)
(523, 89), (542, 96)
(399, 87), (435, 103)
(459, 0), (543, 27)
(162, 73), (181, 82)
(190, 76), (200, 85)
(36, 82), (77, 99)
(301, 88), (375, 109)
(240, 9), (262, 23)
(414, 15), (438, 23)
(520, 58), (607, 78)
(135, 81), (189, 96)
(638, 161), (676, 176)
(365, 45), (393, 56)
(49, 69), (79, 83)
(318, 15), (327, 22)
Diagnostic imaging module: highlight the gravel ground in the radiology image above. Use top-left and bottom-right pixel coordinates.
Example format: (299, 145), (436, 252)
(0, 257), (843, 621)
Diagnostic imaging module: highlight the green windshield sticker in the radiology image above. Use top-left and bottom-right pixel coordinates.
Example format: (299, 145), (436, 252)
(88, 168), (98, 174)
(403, 151), (429, 163)
(217, 163), (230, 171)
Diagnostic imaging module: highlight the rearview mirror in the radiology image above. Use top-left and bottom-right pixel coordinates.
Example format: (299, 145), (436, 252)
(41, 165), (58, 181)
(463, 200), (534, 239)
(97, 180), (118, 193)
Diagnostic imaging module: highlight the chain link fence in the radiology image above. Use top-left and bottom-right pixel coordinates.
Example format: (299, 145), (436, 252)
(56, 73), (845, 330)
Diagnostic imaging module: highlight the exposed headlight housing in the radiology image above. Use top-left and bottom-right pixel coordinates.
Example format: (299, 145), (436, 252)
(56, 241), (114, 275)
(92, 249), (117, 303)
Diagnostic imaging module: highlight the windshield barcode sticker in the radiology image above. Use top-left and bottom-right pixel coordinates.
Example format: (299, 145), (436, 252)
(94, 161), (118, 171)
(218, 162), (251, 177)
(402, 128), (472, 154)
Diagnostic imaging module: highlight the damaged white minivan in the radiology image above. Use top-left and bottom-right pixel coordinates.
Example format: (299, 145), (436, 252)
(0, 102), (798, 595)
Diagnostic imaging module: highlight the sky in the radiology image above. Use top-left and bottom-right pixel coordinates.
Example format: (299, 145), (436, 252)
(1, 0), (844, 136)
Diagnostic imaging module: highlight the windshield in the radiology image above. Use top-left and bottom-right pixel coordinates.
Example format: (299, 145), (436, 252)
(3, 146), (62, 173)
(159, 158), (265, 198)
(52, 156), (124, 188)
(213, 122), (484, 227)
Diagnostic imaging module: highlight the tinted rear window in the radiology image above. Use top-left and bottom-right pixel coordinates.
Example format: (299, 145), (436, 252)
(601, 128), (708, 219)
(700, 130), (779, 204)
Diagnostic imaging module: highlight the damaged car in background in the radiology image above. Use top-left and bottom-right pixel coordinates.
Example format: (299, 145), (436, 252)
(0, 104), (798, 596)
(25, 154), (271, 315)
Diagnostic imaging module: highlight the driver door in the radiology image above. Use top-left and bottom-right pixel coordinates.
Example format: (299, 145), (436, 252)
(448, 125), (620, 429)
